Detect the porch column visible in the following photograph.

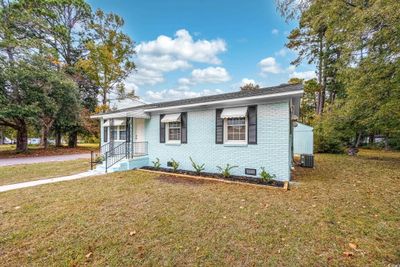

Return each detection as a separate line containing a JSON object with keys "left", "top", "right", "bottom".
{"left": 100, "top": 118, "right": 104, "bottom": 147}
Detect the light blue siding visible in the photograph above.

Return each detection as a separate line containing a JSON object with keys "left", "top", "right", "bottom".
{"left": 293, "top": 123, "right": 313, "bottom": 155}
{"left": 145, "top": 101, "right": 291, "bottom": 181}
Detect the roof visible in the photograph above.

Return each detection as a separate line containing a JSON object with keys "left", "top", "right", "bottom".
{"left": 91, "top": 83, "right": 303, "bottom": 118}
{"left": 144, "top": 83, "right": 302, "bottom": 110}
{"left": 294, "top": 123, "right": 314, "bottom": 131}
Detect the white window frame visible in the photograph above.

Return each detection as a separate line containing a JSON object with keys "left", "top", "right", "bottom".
{"left": 109, "top": 125, "right": 127, "bottom": 142}
{"left": 166, "top": 121, "right": 181, "bottom": 144}
{"left": 224, "top": 117, "right": 247, "bottom": 144}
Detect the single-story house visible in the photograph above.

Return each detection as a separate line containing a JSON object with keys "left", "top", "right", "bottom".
{"left": 91, "top": 83, "right": 303, "bottom": 181}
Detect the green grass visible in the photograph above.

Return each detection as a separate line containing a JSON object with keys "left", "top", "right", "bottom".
{"left": 0, "top": 143, "right": 99, "bottom": 152}
{"left": 0, "top": 159, "right": 90, "bottom": 186}
{"left": 0, "top": 150, "right": 399, "bottom": 266}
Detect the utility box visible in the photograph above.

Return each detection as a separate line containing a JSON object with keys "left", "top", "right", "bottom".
{"left": 300, "top": 154, "right": 314, "bottom": 168}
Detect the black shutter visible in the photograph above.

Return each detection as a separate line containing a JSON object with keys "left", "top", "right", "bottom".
{"left": 160, "top": 114, "right": 165, "bottom": 143}
{"left": 248, "top": 106, "right": 257, "bottom": 144}
{"left": 216, "top": 109, "right": 224, "bottom": 144}
{"left": 181, "top": 112, "right": 187, "bottom": 144}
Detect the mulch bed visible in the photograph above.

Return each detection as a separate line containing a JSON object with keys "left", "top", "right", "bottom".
{"left": 141, "top": 166, "right": 285, "bottom": 188}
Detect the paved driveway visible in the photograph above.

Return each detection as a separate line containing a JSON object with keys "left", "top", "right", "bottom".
{"left": 0, "top": 153, "right": 91, "bottom": 167}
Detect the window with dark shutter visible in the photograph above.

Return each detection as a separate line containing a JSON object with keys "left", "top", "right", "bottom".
{"left": 216, "top": 109, "right": 224, "bottom": 144}
{"left": 248, "top": 105, "right": 257, "bottom": 144}
{"left": 181, "top": 112, "right": 187, "bottom": 143}
{"left": 160, "top": 114, "right": 165, "bottom": 143}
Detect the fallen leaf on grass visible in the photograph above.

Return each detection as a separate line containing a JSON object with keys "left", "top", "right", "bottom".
{"left": 349, "top": 243, "right": 357, "bottom": 250}
{"left": 85, "top": 252, "right": 92, "bottom": 259}
{"left": 343, "top": 251, "right": 354, "bottom": 257}
{"left": 129, "top": 231, "right": 136, "bottom": 236}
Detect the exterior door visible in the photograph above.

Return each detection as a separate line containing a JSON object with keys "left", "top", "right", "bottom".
{"left": 134, "top": 118, "right": 146, "bottom": 155}
{"left": 135, "top": 119, "right": 145, "bottom": 141}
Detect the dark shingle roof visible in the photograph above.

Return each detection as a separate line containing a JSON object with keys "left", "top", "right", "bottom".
{"left": 144, "top": 83, "right": 302, "bottom": 109}
{"left": 100, "top": 83, "right": 302, "bottom": 115}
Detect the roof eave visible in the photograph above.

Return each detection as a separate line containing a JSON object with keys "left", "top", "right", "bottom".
{"left": 144, "top": 90, "right": 303, "bottom": 112}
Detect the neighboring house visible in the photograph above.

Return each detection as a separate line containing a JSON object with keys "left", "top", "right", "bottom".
{"left": 91, "top": 84, "right": 303, "bottom": 181}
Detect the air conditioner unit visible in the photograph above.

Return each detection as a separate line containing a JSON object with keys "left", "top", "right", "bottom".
{"left": 300, "top": 154, "right": 314, "bottom": 168}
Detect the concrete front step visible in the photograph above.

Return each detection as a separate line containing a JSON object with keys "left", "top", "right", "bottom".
{"left": 95, "top": 156, "right": 149, "bottom": 173}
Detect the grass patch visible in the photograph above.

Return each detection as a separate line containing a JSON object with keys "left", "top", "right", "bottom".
{"left": 0, "top": 159, "right": 90, "bottom": 186}
{"left": 0, "top": 150, "right": 399, "bottom": 266}
{"left": 0, "top": 143, "right": 99, "bottom": 158}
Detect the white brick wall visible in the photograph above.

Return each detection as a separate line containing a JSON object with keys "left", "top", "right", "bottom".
{"left": 145, "top": 101, "right": 291, "bottom": 180}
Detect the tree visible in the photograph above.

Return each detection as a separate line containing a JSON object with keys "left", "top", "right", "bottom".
{"left": 0, "top": 0, "right": 42, "bottom": 152}
{"left": 277, "top": 0, "right": 400, "bottom": 152}
{"left": 78, "top": 9, "right": 136, "bottom": 108}
{"left": 240, "top": 83, "right": 260, "bottom": 92}
{"left": 25, "top": 0, "right": 97, "bottom": 148}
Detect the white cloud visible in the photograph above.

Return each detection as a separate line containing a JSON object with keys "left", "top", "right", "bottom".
{"left": 275, "top": 48, "right": 288, "bottom": 57}
{"left": 145, "top": 87, "right": 224, "bottom": 102}
{"left": 287, "top": 65, "right": 296, "bottom": 73}
{"left": 259, "top": 57, "right": 282, "bottom": 74}
{"left": 272, "top": 29, "right": 279, "bottom": 35}
{"left": 128, "top": 68, "right": 164, "bottom": 86}
{"left": 289, "top": 71, "right": 317, "bottom": 80}
{"left": 178, "top": 66, "right": 231, "bottom": 86}
{"left": 191, "top": 67, "right": 231, "bottom": 83}
{"left": 137, "top": 54, "right": 191, "bottom": 72}
{"left": 137, "top": 29, "right": 226, "bottom": 64}
{"left": 126, "top": 29, "right": 228, "bottom": 92}
{"left": 241, "top": 78, "right": 257, "bottom": 85}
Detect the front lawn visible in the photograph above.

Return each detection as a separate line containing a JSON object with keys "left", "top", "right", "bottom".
{"left": 0, "top": 159, "right": 90, "bottom": 186}
{"left": 0, "top": 143, "right": 99, "bottom": 158}
{"left": 0, "top": 149, "right": 399, "bottom": 266}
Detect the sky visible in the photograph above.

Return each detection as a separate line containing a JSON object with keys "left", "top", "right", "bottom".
{"left": 88, "top": 0, "right": 316, "bottom": 103}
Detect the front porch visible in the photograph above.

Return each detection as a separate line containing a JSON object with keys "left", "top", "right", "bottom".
{"left": 92, "top": 109, "right": 151, "bottom": 173}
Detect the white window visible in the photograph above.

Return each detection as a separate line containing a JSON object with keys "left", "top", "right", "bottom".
{"left": 167, "top": 122, "right": 181, "bottom": 143}
{"left": 109, "top": 125, "right": 126, "bottom": 141}
{"left": 225, "top": 117, "right": 247, "bottom": 144}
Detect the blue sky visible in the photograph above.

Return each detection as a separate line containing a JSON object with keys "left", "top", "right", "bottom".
{"left": 88, "top": 0, "right": 316, "bottom": 103}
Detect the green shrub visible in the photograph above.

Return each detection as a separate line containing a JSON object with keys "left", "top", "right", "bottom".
{"left": 94, "top": 155, "right": 104, "bottom": 164}
{"left": 152, "top": 158, "right": 161, "bottom": 169}
{"left": 189, "top": 157, "right": 205, "bottom": 175}
{"left": 259, "top": 167, "right": 276, "bottom": 182}
{"left": 216, "top": 164, "right": 238, "bottom": 178}
{"left": 170, "top": 159, "right": 180, "bottom": 172}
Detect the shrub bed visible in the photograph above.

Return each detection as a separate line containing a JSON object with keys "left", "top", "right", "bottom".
{"left": 141, "top": 166, "right": 285, "bottom": 188}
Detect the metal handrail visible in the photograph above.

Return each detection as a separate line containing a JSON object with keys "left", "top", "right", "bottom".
{"left": 104, "top": 141, "right": 149, "bottom": 172}
{"left": 105, "top": 141, "right": 128, "bottom": 172}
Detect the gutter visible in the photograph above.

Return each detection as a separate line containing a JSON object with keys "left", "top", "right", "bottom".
{"left": 144, "top": 90, "right": 304, "bottom": 112}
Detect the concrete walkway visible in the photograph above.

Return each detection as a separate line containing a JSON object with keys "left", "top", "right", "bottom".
{"left": 0, "top": 171, "right": 102, "bottom": 193}
{"left": 0, "top": 153, "right": 91, "bottom": 167}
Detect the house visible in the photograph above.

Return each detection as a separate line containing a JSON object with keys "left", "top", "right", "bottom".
{"left": 91, "top": 83, "right": 303, "bottom": 181}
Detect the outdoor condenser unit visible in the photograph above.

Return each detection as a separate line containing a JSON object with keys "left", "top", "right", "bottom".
{"left": 300, "top": 154, "right": 314, "bottom": 168}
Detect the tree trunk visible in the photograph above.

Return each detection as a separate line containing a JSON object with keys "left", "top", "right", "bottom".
{"left": 355, "top": 132, "right": 362, "bottom": 148}
{"left": 55, "top": 130, "right": 62, "bottom": 147}
{"left": 316, "top": 33, "right": 324, "bottom": 115}
{"left": 384, "top": 135, "right": 389, "bottom": 151}
{"left": 16, "top": 121, "right": 28, "bottom": 152}
{"left": 368, "top": 134, "right": 374, "bottom": 144}
{"left": 40, "top": 126, "right": 50, "bottom": 149}
{"left": 68, "top": 131, "right": 78, "bottom": 148}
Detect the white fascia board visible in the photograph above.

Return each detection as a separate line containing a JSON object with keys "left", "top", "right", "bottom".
{"left": 144, "top": 90, "right": 304, "bottom": 112}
